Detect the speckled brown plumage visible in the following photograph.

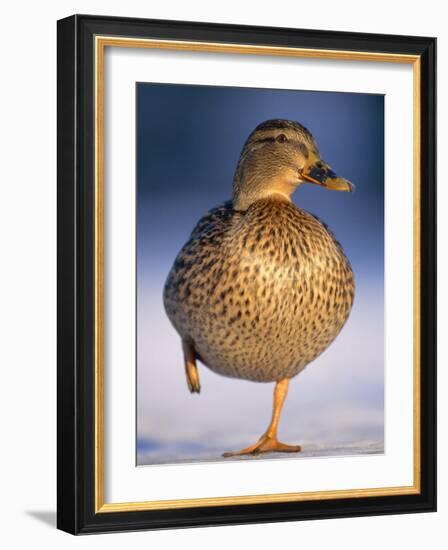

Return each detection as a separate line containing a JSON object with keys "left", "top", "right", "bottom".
{"left": 164, "top": 197, "right": 354, "bottom": 383}
{"left": 162, "top": 118, "right": 355, "bottom": 456}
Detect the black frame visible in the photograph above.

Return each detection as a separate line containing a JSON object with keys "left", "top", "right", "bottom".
{"left": 57, "top": 14, "right": 436, "bottom": 534}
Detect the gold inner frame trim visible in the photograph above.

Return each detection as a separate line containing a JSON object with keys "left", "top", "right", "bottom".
{"left": 94, "top": 35, "right": 421, "bottom": 513}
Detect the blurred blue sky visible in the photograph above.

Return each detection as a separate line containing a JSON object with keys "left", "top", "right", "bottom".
{"left": 136, "top": 83, "right": 384, "bottom": 465}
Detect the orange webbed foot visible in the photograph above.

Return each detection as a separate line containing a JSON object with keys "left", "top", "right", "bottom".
{"left": 223, "top": 435, "right": 301, "bottom": 457}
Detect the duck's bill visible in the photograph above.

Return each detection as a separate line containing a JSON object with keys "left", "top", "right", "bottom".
{"left": 302, "top": 161, "right": 355, "bottom": 192}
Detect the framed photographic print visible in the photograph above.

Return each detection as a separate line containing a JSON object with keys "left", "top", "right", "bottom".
{"left": 57, "top": 15, "right": 436, "bottom": 534}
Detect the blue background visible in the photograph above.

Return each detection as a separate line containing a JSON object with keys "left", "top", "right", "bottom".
{"left": 136, "top": 83, "right": 384, "bottom": 464}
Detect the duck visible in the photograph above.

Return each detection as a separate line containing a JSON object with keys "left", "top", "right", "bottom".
{"left": 163, "top": 119, "right": 355, "bottom": 457}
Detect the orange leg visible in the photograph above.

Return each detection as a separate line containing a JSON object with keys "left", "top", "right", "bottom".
{"left": 223, "top": 378, "right": 301, "bottom": 457}
{"left": 182, "top": 339, "right": 201, "bottom": 394}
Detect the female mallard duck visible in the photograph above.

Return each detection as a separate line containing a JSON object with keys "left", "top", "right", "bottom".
{"left": 164, "top": 119, "right": 355, "bottom": 457}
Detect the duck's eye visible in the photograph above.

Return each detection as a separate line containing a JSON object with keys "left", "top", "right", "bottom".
{"left": 276, "top": 134, "right": 288, "bottom": 143}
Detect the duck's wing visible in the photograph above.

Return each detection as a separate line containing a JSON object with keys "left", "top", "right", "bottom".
{"left": 163, "top": 200, "right": 237, "bottom": 374}
{"left": 189, "top": 200, "right": 235, "bottom": 240}
{"left": 164, "top": 200, "right": 236, "bottom": 309}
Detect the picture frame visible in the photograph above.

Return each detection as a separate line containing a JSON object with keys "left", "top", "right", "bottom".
{"left": 57, "top": 14, "right": 436, "bottom": 534}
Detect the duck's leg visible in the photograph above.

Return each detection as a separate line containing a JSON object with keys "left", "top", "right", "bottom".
{"left": 223, "top": 378, "right": 301, "bottom": 457}
{"left": 182, "top": 339, "right": 201, "bottom": 393}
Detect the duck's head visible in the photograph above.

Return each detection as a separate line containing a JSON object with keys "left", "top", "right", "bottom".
{"left": 232, "top": 119, "right": 354, "bottom": 211}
